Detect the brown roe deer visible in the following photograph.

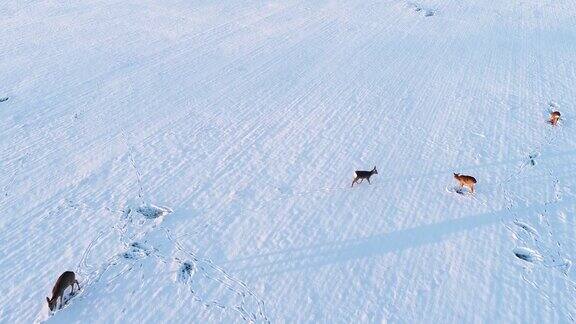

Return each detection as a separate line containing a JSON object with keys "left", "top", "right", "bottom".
{"left": 351, "top": 166, "right": 378, "bottom": 187}
{"left": 46, "top": 271, "right": 80, "bottom": 311}
{"left": 453, "top": 173, "right": 477, "bottom": 193}
{"left": 549, "top": 111, "right": 561, "bottom": 126}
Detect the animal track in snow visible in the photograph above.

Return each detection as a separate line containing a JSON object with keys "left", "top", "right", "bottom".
{"left": 514, "top": 220, "right": 539, "bottom": 237}
{"left": 2, "top": 153, "right": 28, "bottom": 202}
{"left": 528, "top": 152, "right": 539, "bottom": 166}
{"left": 507, "top": 190, "right": 572, "bottom": 275}
{"left": 498, "top": 100, "right": 576, "bottom": 321}
{"left": 70, "top": 136, "right": 267, "bottom": 322}
{"left": 445, "top": 185, "right": 487, "bottom": 206}
{"left": 135, "top": 204, "right": 173, "bottom": 219}
{"left": 0, "top": 96, "right": 8, "bottom": 102}
{"left": 165, "top": 229, "right": 270, "bottom": 323}
{"left": 514, "top": 247, "right": 543, "bottom": 263}
{"left": 548, "top": 101, "right": 559, "bottom": 110}
{"left": 406, "top": 2, "right": 436, "bottom": 17}
{"left": 121, "top": 242, "right": 156, "bottom": 260}
{"left": 175, "top": 261, "right": 196, "bottom": 284}
{"left": 76, "top": 202, "right": 268, "bottom": 323}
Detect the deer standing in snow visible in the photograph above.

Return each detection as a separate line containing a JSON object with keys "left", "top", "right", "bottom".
{"left": 453, "top": 173, "right": 477, "bottom": 193}
{"left": 351, "top": 166, "right": 378, "bottom": 187}
{"left": 549, "top": 111, "right": 561, "bottom": 126}
{"left": 46, "top": 271, "right": 80, "bottom": 311}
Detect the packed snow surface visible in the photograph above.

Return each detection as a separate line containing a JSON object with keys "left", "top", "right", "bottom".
{"left": 1, "top": 0, "right": 576, "bottom": 323}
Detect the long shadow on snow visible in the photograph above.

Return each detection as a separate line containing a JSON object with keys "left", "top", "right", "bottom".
{"left": 226, "top": 200, "right": 573, "bottom": 278}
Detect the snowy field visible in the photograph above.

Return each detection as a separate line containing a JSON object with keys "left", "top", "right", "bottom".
{"left": 1, "top": 0, "right": 576, "bottom": 323}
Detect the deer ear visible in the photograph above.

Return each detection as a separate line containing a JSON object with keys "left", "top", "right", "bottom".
{"left": 46, "top": 297, "right": 50, "bottom": 303}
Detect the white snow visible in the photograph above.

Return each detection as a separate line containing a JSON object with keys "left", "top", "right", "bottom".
{"left": 2, "top": 0, "right": 576, "bottom": 323}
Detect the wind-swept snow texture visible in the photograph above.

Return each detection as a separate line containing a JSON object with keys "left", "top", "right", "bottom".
{"left": 2, "top": 0, "right": 576, "bottom": 323}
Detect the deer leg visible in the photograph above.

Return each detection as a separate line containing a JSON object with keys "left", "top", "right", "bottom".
{"left": 351, "top": 178, "right": 356, "bottom": 187}
{"left": 367, "top": 178, "right": 371, "bottom": 185}
{"left": 456, "top": 184, "right": 463, "bottom": 193}
{"left": 552, "top": 117, "right": 559, "bottom": 126}
{"left": 75, "top": 280, "right": 80, "bottom": 290}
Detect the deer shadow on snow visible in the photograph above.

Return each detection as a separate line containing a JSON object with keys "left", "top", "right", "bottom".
{"left": 225, "top": 200, "right": 572, "bottom": 278}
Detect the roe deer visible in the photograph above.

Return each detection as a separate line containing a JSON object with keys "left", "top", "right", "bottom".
{"left": 453, "top": 173, "right": 477, "bottom": 193}
{"left": 549, "top": 111, "right": 561, "bottom": 126}
{"left": 351, "top": 166, "right": 378, "bottom": 187}
{"left": 46, "top": 271, "right": 80, "bottom": 311}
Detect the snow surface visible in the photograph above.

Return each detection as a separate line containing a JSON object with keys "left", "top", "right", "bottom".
{"left": 1, "top": 0, "right": 576, "bottom": 323}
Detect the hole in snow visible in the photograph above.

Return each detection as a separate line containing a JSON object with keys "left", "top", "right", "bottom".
{"left": 136, "top": 204, "right": 173, "bottom": 219}
{"left": 514, "top": 247, "right": 542, "bottom": 263}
